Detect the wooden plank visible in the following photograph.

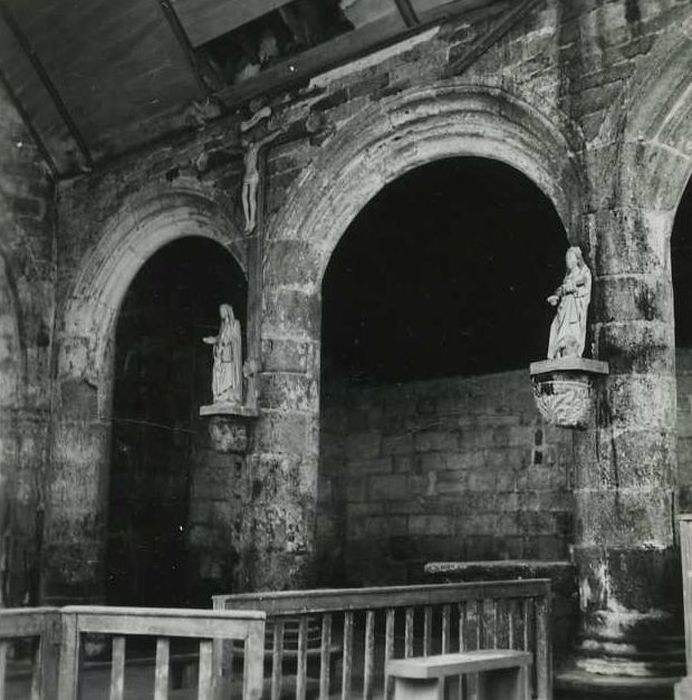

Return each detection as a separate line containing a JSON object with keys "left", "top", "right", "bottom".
{"left": 213, "top": 580, "right": 551, "bottom": 615}
{"left": 61, "top": 607, "right": 264, "bottom": 639}
{"left": 243, "top": 618, "right": 266, "bottom": 700}
{"left": 154, "top": 638, "right": 170, "bottom": 700}
{"left": 271, "top": 619, "right": 285, "bottom": 700}
{"left": 319, "top": 614, "right": 332, "bottom": 700}
{"left": 296, "top": 616, "right": 308, "bottom": 700}
{"left": 57, "top": 612, "right": 81, "bottom": 700}
{"left": 171, "top": 0, "right": 295, "bottom": 47}
{"left": 536, "top": 595, "right": 552, "bottom": 700}
{"left": 0, "top": 640, "right": 7, "bottom": 700}
{"left": 198, "top": 640, "right": 214, "bottom": 699}
{"left": 440, "top": 605, "right": 449, "bottom": 654}
{"left": 457, "top": 602, "right": 465, "bottom": 652}
{"left": 385, "top": 609, "right": 395, "bottom": 700}
{"left": 363, "top": 610, "right": 375, "bottom": 700}
{"left": 341, "top": 612, "right": 354, "bottom": 700}
{"left": 682, "top": 518, "right": 692, "bottom": 673}
{"left": 109, "top": 636, "right": 126, "bottom": 700}
{"left": 0, "top": 609, "right": 61, "bottom": 638}
{"left": 404, "top": 608, "right": 414, "bottom": 658}
{"left": 522, "top": 599, "right": 531, "bottom": 652}
{"left": 30, "top": 637, "right": 42, "bottom": 700}
{"left": 508, "top": 599, "right": 517, "bottom": 649}
{"left": 422, "top": 606, "right": 432, "bottom": 656}
{"left": 388, "top": 650, "right": 532, "bottom": 677}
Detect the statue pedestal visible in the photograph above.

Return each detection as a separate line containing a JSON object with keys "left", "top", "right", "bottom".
{"left": 199, "top": 402, "right": 258, "bottom": 453}
{"left": 529, "top": 357, "right": 609, "bottom": 430}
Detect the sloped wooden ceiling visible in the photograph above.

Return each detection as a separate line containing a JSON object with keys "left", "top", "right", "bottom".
{"left": 0, "top": 0, "right": 504, "bottom": 178}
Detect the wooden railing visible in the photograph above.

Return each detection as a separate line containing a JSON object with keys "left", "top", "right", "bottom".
{"left": 0, "top": 607, "right": 60, "bottom": 700}
{"left": 0, "top": 606, "right": 266, "bottom": 700}
{"left": 213, "top": 579, "right": 552, "bottom": 700}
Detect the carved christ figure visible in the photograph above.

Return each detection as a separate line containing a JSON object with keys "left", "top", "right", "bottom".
{"left": 242, "top": 129, "right": 281, "bottom": 234}
{"left": 203, "top": 304, "right": 243, "bottom": 405}
{"left": 547, "top": 246, "right": 592, "bottom": 359}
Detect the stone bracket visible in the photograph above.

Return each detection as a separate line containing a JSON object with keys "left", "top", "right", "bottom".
{"left": 529, "top": 357, "right": 609, "bottom": 430}
{"left": 199, "top": 402, "right": 259, "bottom": 453}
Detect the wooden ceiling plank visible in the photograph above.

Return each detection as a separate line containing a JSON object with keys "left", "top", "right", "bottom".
{"left": 0, "top": 3, "right": 93, "bottom": 169}
{"left": 171, "top": 0, "right": 296, "bottom": 47}
{"left": 0, "top": 64, "right": 59, "bottom": 177}
{"left": 156, "top": 0, "right": 216, "bottom": 94}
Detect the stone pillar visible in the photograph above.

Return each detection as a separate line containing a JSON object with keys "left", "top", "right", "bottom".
{"left": 564, "top": 206, "right": 684, "bottom": 689}
{"left": 234, "top": 280, "right": 320, "bottom": 592}
{"left": 0, "top": 82, "right": 55, "bottom": 607}
{"left": 43, "top": 339, "right": 112, "bottom": 604}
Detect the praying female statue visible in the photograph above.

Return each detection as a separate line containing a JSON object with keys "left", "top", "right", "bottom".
{"left": 547, "top": 246, "right": 592, "bottom": 359}
{"left": 203, "top": 304, "right": 243, "bottom": 405}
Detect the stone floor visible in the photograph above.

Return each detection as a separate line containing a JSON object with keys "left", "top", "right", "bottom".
{"left": 7, "top": 661, "right": 679, "bottom": 699}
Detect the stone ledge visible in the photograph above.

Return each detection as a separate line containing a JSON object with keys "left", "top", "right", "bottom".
{"left": 199, "top": 402, "right": 259, "bottom": 418}
{"left": 529, "top": 358, "right": 610, "bottom": 376}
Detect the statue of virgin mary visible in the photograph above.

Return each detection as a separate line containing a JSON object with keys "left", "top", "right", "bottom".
{"left": 203, "top": 304, "right": 243, "bottom": 405}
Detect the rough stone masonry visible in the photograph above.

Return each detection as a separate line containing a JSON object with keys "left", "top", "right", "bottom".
{"left": 2, "top": 0, "right": 692, "bottom": 692}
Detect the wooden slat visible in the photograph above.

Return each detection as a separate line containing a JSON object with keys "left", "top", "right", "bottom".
{"left": 243, "top": 618, "right": 267, "bottom": 700}
{"left": 475, "top": 599, "right": 483, "bottom": 650}
{"left": 213, "top": 579, "right": 552, "bottom": 615}
{"left": 422, "top": 606, "right": 432, "bottom": 656}
{"left": 57, "top": 612, "right": 81, "bottom": 700}
{"left": 30, "top": 637, "right": 42, "bottom": 700}
{"left": 171, "top": 0, "right": 294, "bottom": 46}
{"left": 296, "top": 616, "right": 308, "bottom": 700}
{"left": 271, "top": 619, "right": 285, "bottom": 700}
{"left": 682, "top": 518, "right": 692, "bottom": 673}
{"left": 441, "top": 605, "right": 450, "bottom": 654}
{"left": 319, "top": 614, "right": 332, "bottom": 700}
{"left": 0, "top": 640, "right": 8, "bottom": 700}
{"left": 384, "top": 609, "right": 395, "bottom": 700}
{"left": 457, "top": 601, "right": 466, "bottom": 652}
{"left": 522, "top": 598, "right": 531, "bottom": 651}
{"left": 341, "top": 612, "right": 354, "bottom": 700}
{"left": 363, "top": 610, "right": 375, "bottom": 700}
{"left": 536, "top": 595, "right": 552, "bottom": 700}
{"left": 198, "top": 640, "right": 214, "bottom": 699}
{"left": 109, "top": 636, "right": 126, "bottom": 700}
{"left": 154, "top": 637, "right": 170, "bottom": 700}
{"left": 508, "top": 598, "right": 517, "bottom": 649}
{"left": 404, "top": 608, "right": 414, "bottom": 658}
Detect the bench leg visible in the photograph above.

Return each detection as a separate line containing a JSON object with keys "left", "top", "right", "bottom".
{"left": 394, "top": 676, "right": 444, "bottom": 700}
{"left": 477, "top": 666, "right": 527, "bottom": 700}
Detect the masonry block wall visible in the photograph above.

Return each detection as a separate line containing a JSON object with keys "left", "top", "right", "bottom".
{"left": 37, "top": 0, "right": 692, "bottom": 614}
{"left": 318, "top": 369, "right": 574, "bottom": 585}
{"left": 0, "top": 83, "right": 55, "bottom": 606}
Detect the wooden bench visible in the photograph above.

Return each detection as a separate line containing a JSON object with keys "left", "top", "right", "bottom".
{"left": 388, "top": 649, "right": 532, "bottom": 700}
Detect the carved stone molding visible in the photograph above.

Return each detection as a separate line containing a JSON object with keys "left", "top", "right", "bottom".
{"left": 530, "top": 358, "right": 609, "bottom": 430}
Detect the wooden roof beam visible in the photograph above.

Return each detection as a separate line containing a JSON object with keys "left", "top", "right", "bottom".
{"left": 0, "top": 4, "right": 93, "bottom": 171}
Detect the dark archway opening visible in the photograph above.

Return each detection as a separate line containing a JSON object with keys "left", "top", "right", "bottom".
{"left": 318, "top": 156, "right": 573, "bottom": 587}
{"left": 106, "top": 237, "right": 246, "bottom": 606}
{"left": 672, "top": 176, "right": 692, "bottom": 511}
{"left": 322, "top": 157, "right": 567, "bottom": 384}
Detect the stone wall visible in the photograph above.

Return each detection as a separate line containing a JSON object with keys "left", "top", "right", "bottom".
{"left": 318, "top": 369, "right": 574, "bottom": 585}
{"left": 43, "top": 0, "right": 692, "bottom": 609}
{"left": 0, "top": 82, "right": 55, "bottom": 606}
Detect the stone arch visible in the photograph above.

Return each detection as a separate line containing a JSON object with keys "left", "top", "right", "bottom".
{"left": 601, "top": 6, "right": 692, "bottom": 213}
{"left": 60, "top": 186, "right": 246, "bottom": 415}
{"left": 265, "top": 81, "right": 585, "bottom": 295}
